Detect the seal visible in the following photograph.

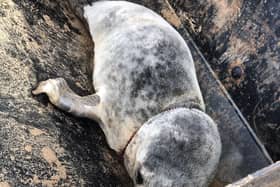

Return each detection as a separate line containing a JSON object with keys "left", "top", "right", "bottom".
{"left": 33, "top": 1, "right": 221, "bottom": 186}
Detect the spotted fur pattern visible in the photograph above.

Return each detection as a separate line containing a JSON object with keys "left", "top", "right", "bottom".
{"left": 124, "top": 108, "right": 221, "bottom": 187}
{"left": 84, "top": 1, "right": 205, "bottom": 152}
{"left": 34, "top": 1, "right": 221, "bottom": 186}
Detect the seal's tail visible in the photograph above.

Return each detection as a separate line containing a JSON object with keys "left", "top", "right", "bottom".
{"left": 66, "top": 0, "right": 99, "bottom": 25}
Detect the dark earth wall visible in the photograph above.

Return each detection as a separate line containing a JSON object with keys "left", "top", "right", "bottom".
{"left": 170, "top": 0, "right": 280, "bottom": 161}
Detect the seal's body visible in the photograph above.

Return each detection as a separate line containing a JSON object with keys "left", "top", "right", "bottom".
{"left": 84, "top": 1, "right": 205, "bottom": 152}
{"left": 33, "top": 1, "right": 221, "bottom": 187}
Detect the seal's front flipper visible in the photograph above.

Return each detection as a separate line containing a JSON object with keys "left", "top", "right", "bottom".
{"left": 32, "top": 78, "right": 100, "bottom": 120}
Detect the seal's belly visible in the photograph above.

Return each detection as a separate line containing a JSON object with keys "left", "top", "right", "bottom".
{"left": 93, "top": 24, "right": 203, "bottom": 151}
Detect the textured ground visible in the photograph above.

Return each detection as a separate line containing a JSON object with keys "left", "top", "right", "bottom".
{"left": 0, "top": 0, "right": 132, "bottom": 186}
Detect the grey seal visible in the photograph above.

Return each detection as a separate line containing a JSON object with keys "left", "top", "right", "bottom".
{"left": 33, "top": 1, "right": 221, "bottom": 186}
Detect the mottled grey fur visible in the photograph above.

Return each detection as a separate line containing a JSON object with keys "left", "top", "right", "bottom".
{"left": 124, "top": 108, "right": 221, "bottom": 187}
{"left": 33, "top": 1, "right": 221, "bottom": 186}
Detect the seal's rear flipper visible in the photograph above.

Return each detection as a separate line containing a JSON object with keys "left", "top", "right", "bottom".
{"left": 32, "top": 78, "right": 100, "bottom": 121}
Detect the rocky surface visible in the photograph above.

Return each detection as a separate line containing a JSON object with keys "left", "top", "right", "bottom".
{"left": 0, "top": 0, "right": 132, "bottom": 186}
{"left": 170, "top": 0, "right": 280, "bottom": 161}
